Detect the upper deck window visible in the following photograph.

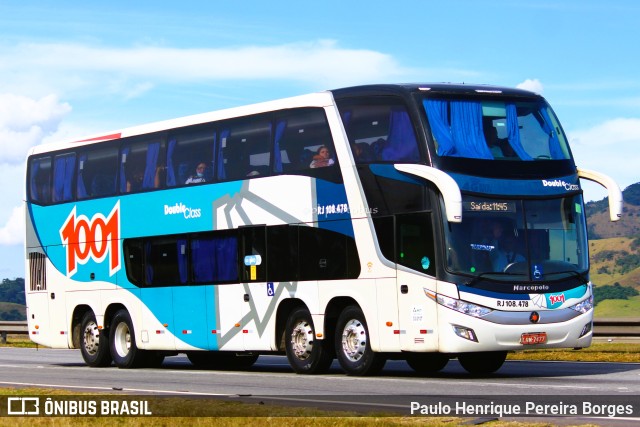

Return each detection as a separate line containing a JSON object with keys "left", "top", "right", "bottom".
{"left": 338, "top": 98, "right": 421, "bottom": 164}
{"left": 423, "top": 98, "right": 570, "bottom": 161}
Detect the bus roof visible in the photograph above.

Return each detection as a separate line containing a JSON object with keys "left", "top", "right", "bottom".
{"left": 28, "top": 83, "right": 540, "bottom": 157}
{"left": 330, "top": 83, "right": 540, "bottom": 99}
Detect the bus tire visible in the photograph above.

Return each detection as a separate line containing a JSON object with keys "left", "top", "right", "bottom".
{"left": 406, "top": 353, "right": 449, "bottom": 375}
{"left": 335, "top": 305, "right": 385, "bottom": 376}
{"left": 109, "top": 309, "right": 144, "bottom": 369}
{"left": 458, "top": 351, "right": 507, "bottom": 375}
{"left": 79, "top": 311, "right": 112, "bottom": 367}
{"left": 285, "top": 307, "right": 333, "bottom": 374}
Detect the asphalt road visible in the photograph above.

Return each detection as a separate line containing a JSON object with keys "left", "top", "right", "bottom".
{"left": 0, "top": 347, "right": 639, "bottom": 425}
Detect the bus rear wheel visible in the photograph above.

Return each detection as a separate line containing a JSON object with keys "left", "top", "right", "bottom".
{"left": 458, "top": 351, "right": 507, "bottom": 375}
{"left": 79, "top": 311, "right": 112, "bottom": 367}
{"left": 285, "top": 307, "right": 333, "bottom": 374}
{"left": 335, "top": 305, "right": 385, "bottom": 376}
{"left": 109, "top": 309, "right": 148, "bottom": 369}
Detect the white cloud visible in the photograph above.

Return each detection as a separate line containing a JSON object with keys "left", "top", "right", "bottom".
{"left": 516, "top": 78, "right": 544, "bottom": 94}
{"left": 0, "top": 40, "right": 420, "bottom": 97}
{"left": 0, "top": 206, "right": 25, "bottom": 245}
{"left": 569, "top": 118, "right": 640, "bottom": 201}
{"left": 0, "top": 94, "right": 71, "bottom": 164}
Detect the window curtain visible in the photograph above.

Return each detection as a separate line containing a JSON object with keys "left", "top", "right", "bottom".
{"left": 191, "top": 236, "right": 238, "bottom": 283}
{"left": 505, "top": 104, "right": 533, "bottom": 160}
{"left": 76, "top": 154, "right": 88, "bottom": 198}
{"left": 30, "top": 161, "right": 41, "bottom": 202}
{"left": 217, "top": 129, "right": 230, "bottom": 180}
{"left": 166, "top": 139, "right": 177, "bottom": 187}
{"left": 143, "top": 142, "right": 160, "bottom": 189}
{"left": 450, "top": 101, "right": 494, "bottom": 159}
{"left": 381, "top": 108, "right": 420, "bottom": 162}
{"left": 119, "top": 146, "right": 131, "bottom": 193}
{"left": 215, "top": 236, "right": 238, "bottom": 281}
{"left": 273, "top": 120, "right": 286, "bottom": 173}
{"left": 53, "top": 154, "right": 75, "bottom": 202}
{"left": 144, "top": 241, "right": 153, "bottom": 286}
{"left": 539, "top": 108, "right": 564, "bottom": 159}
{"left": 177, "top": 239, "right": 188, "bottom": 284}
{"left": 423, "top": 99, "right": 455, "bottom": 156}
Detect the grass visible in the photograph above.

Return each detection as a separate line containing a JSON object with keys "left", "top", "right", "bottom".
{"left": 507, "top": 342, "right": 640, "bottom": 363}
{"left": 594, "top": 295, "right": 640, "bottom": 317}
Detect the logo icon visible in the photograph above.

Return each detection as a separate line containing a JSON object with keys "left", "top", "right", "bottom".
{"left": 529, "top": 311, "right": 540, "bottom": 323}
{"left": 549, "top": 293, "right": 566, "bottom": 305}
{"left": 59, "top": 202, "right": 121, "bottom": 277}
{"left": 7, "top": 397, "right": 40, "bottom": 415}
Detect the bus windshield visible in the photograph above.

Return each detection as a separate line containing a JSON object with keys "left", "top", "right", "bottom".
{"left": 444, "top": 194, "right": 589, "bottom": 282}
{"left": 423, "top": 97, "right": 571, "bottom": 161}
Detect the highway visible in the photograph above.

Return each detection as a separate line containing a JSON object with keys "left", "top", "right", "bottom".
{"left": 0, "top": 347, "right": 639, "bottom": 425}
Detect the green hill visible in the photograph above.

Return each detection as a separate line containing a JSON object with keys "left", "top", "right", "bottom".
{"left": 0, "top": 301, "right": 26, "bottom": 321}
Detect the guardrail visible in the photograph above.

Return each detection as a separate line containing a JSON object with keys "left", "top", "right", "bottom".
{"left": 0, "top": 320, "right": 29, "bottom": 344}
{"left": 2, "top": 319, "right": 640, "bottom": 344}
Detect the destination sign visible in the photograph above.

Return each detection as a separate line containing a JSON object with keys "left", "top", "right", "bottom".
{"left": 463, "top": 201, "right": 516, "bottom": 213}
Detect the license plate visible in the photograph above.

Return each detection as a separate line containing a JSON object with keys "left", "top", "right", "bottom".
{"left": 521, "top": 332, "right": 547, "bottom": 345}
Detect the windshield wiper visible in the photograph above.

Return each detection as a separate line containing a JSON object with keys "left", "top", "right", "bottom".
{"left": 543, "top": 269, "right": 589, "bottom": 284}
{"left": 465, "top": 271, "right": 526, "bottom": 287}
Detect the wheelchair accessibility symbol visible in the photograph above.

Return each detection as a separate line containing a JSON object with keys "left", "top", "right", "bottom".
{"left": 267, "top": 282, "right": 275, "bottom": 297}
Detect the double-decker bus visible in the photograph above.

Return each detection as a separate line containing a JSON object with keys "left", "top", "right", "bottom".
{"left": 24, "top": 84, "right": 622, "bottom": 375}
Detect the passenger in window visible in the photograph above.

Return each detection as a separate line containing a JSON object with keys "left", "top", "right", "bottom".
{"left": 185, "top": 162, "right": 208, "bottom": 184}
{"left": 126, "top": 167, "right": 145, "bottom": 192}
{"left": 310, "top": 145, "right": 335, "bottom": 168}
{"left": 127, "top": 165, "right": 163, "bottom": 192}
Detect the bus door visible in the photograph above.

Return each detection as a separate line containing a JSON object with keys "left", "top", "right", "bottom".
{"left": 25, "top": 251, "right": 58, "bottom": 346}
{"left": 238, "top": 226, "right": 271, "bottom": 350}
{"left": 394, "top": 213, "right": 439, "bottom": 352}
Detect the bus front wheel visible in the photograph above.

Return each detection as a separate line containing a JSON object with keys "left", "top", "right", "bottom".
{"left": 79, "top": 311, "right": 112, "bottom": 367}
{"left": 458, "top": 351, "right": 507, "bottom": 375}
{"left": 285, "top": 307, "right": 333, "bottom": 374}
{"left": 335, "top": 305, "right": 385, "bottom": 376}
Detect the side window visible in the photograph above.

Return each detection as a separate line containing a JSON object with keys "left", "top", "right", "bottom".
{"left": 28, "top": 156, "right": 52, "bottom": 205}
{"left": 144, "top": 237, "right": 188, "bottom": 286}
{"left": 167, "top": 127, "right": 216, "bottom": 187}
{"left": 373, "top": 216, "right": 395, "bottom": 262}
{"left": 52, "top": 153, "right": 76, "bottom": 203}
{"left": 274, "top": 108, "right": 336, "bottom": 173}
{"left": 191, "top": 232, "right": 238, "bottom": 283}
{"left": 120, "top": 139, "right": 164, "bottom": 193}
{"left": 124, "top": 239, "right": 144, "bottom": 286}
{"left": 299, "top": 223, "right": 360, "bottom": 280}
{"left": 218, "top": 117, "right": 271, "bottom": 181}
{"left": 396, "top": 212, "right": 436, "bottom": 275}
{"left": 77, "top": 145, "right": 119, "bottom": 199}
{"left": 338, "top": 98, "right": 420, "bottom": 163}
{"left": 266, "top": 225, "right": 299, "bottom": 281}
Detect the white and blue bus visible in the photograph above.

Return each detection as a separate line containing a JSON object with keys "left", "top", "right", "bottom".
{"left": 24, "top": 84, "right": 622, "bottom": 375}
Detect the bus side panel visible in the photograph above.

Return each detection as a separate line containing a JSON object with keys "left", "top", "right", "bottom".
{"left": 396, "top": 269, "right": 439, "bottom": 352}
{"left": 214, "top": 283, "right": 245, "bottom": 351}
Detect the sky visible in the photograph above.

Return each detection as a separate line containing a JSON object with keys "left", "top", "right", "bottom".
{"left": 0, "top": 0, "right": 639, "bottom": 279}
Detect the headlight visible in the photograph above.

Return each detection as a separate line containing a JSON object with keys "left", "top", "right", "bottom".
{"left": 433, "top": 293, "right": 493, "bottom": 318}
{"left": 569, "top": 295, "right": 593, "bottom": 314}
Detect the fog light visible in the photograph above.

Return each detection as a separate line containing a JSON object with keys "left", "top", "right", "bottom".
{"left": 579, "top": 321, "right": 592, "bottom": 338}
{"left": 452, "top": 324, "right": 478, "bottom": 342}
